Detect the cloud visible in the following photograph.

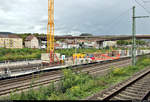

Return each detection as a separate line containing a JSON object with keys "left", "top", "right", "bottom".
{"left": 0, "top": 0, "right": 149, "bottom": 35}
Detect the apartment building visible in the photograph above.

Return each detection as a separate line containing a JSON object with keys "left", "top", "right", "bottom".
{"left": 0, "top": 34, "right": 23, "bottom": 49}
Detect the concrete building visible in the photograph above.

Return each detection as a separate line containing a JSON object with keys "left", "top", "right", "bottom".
{"left": 102, "top": 41, "right": 117, "bottom": 48}
{"left": 25, "top": 35, "right": 39, "bottom": 49}
{"left": 25, "top": 35, "right": 101, "bottom": 49}
{"left": 0, "top": 34, "right": 23, "bottom": 49}
{"left": 56, "top": 42, "right": 79, "bottom": 49}
{"left": 40, "top": 41, "right": 47, "bottom": 49}
{"left": 77, "top": 39, "right": 99, "bottom": 49}
{"left": 97, "top": 41, "right": 117, "bottom": 48}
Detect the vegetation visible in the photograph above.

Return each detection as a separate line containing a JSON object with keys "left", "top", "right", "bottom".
{"left": 80, "top": 33, "right": 93, "bottom": 36}
{"left": 56, "top": 48, "right": 101, "bottom": 57}
{"left": 0, "top": 48, "right": 45, "bottom": 61}
{"left": 4, "top": 56, "right": 150, "bottom": 100}
{"left": 117, "top": 40, "right": 147, "bottom": 45}
{"left": 0, "top": 46, "right": 149, "bottom": 61}
{"left": 0, "top": 48, "right": 102, "bottom": 61}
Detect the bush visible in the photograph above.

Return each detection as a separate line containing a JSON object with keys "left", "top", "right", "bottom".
{"left": 112, "top": 68, "right": 126, "bottom": 76}
{"left": 5, "top": 56, "right": 150, "bottom": 100}
{"left": 0, "top": 48, "right": 101, "bottom": 61}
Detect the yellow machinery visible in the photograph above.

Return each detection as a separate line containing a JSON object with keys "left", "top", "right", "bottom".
{"left": 73, "top": 54, "right": 86, "bottom": 59}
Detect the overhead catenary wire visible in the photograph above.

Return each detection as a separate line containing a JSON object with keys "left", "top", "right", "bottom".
{"left": 104, "top": 8, "right": 132, "bottom": 27}
{"left": 135, "top": 0, "right": 150, "bottom": 15}
{"left": 107, "top": 17, "right": 132, "bottom": 35}
{"left": 101, "top": 0, "right": 150, "bottom": 35}
{"left": 142, "top": 0, "right": 150, "bottom": 3}
{"left": 99, "top": 1, "right": 149, "bottom": 35}
{"left": 102, "top": 8, "right": 132, "bottom": 34}
{"left": 140, "top": 0, "right": 146, "bottom": 3}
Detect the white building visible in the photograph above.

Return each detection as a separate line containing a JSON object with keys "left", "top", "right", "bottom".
{"left": 102, "top": 41, "right": 117, "bottom": 48}
{"left": 61, "top": 43, "right": 79, "bottom": 49}
{"left": 25, "top": 35, "right": 39, "bottom": 49}
{"left": 40, "top": 41, "right": 47, "bottom": 49}
{"left": 84, "top": 42, "right": 96, "bottom": 48}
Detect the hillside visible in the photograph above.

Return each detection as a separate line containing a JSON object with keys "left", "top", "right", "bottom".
{"left": 0, "top": 32, "right": 13, "bottom": 34}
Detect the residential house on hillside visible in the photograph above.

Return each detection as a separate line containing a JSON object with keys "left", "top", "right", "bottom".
{"left": 0, "top": 34, "right": 23, "bottom": 49}
{"left": 25, "top": 35, "right": 102, "bottom": 49}
{"left": 25, "top": 35, "right": 39, "bottom": 49}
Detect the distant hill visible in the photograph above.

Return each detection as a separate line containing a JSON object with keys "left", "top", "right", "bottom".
{"left": 0, "top": 32, "right": 13, "bottom": 34}
{"left": 80, "top": 33, "right": 93, "bottom": 36}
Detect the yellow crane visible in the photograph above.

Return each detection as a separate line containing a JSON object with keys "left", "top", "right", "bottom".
{"left": 47, "top": 0, "right": 55, "bottom": 64}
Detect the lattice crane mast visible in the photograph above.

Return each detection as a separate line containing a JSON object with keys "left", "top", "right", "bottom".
{"left": 47, "top": 0, "right": 55, "bottom": 63}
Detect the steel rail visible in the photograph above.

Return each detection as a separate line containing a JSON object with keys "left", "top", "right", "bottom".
{"left": 0, "top": 58, "right": 132, "bottom": 97}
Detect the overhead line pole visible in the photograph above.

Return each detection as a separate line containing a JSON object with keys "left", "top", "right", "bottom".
{"left": 132, "top": 6, "right": 149, "bottom": 66}
{"left": 132, "top": 6, "right": 136, "bottom": 66}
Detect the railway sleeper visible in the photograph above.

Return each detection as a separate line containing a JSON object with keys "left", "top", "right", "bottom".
{"left": 110, "top": 95, "right": 133, "bottom": 100}
{"left": 121, "top": 91, "right": 146, "bottom": 98}
{"left": 148, "top": 96, "right": 150, "bottom": 101}
{"left": 112, "top": 94, "right": 133, "bottom": 100}
{"left": 134, "top": 77, "right": 150, "bottom": 82}
{"left": 117, "top": 93, "right": 142, "bottom": 100}
{"left": 131, "top": 83, "right": 150, "bottom": 87}
{"left": 127, "top": 87, "right": 149, "bottom": 92}
{"left": 124, "top": 88, "right": 148, "bottom": 95}
{"left": 133, "top": 81, "right": 150, "bottom": 85}
{"left": 130, "top": 83, "right": 150, "bottom": 88}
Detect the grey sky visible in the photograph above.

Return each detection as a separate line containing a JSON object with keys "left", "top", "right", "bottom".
{"left": 0, "top": 0, "right": 150, "bottom": 35}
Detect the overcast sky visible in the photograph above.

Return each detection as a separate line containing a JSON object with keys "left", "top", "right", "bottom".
{"left": 0, "top": 0, "right": 150, "bottom": 35}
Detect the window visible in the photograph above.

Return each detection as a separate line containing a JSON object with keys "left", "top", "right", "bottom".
{"left": 9, "top": 39, "right": 13, "bottom": 47}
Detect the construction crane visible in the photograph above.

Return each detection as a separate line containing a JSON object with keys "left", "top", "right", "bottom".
{"left": 47, "top": 0, "right": 55, "bottom": 64}
{"left": 41, "top": 0, "right": 59, "bottom": 65}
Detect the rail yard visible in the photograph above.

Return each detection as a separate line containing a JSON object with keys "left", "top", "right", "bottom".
{"left": 0, "top": 0, "right": 150, "bottom": 101}
{"left": 0, "top": 56, "right": 135, "bottom": 97}
{"left": 0, "top": 54, "right": 149, "bottom": 98}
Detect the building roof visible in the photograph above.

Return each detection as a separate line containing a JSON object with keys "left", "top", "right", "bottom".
{"left": 0, "top": 34, "right": 21, "bottom": 38}
{"left": 25, "top": 35, "right": 36, "bottom": 41}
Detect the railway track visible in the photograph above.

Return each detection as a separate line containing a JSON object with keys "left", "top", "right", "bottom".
{"left": 0, "top": 58, "right": 132, "bottom": 97}
{"left": 87, "top": 66, "right": 150, "bottom": 101}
